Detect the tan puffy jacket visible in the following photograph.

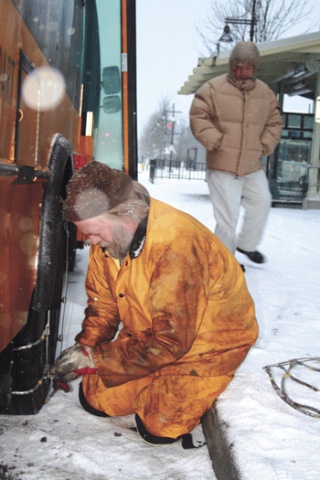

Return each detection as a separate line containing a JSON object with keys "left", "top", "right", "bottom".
{"left": 189, "top": 73, "right": 282, "bottom": 176}
{"left": 76, "top": 198, "right": 258, "bottom": 388}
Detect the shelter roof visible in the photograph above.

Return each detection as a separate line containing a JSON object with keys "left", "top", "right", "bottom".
{"left": 178, "top": 31, "right": 320, "bottom": 99}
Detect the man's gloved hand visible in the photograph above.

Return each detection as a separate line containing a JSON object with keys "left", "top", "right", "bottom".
{"left": 50, "top": 344, "right": 97, "bottom": 392}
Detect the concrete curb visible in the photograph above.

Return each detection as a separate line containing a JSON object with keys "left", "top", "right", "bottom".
{"left": 202, "top": 402, "right": 242, "bottom": 480}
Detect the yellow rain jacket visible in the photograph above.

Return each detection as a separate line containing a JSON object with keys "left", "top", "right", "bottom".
{"left": 77, "top": 198, "right": 258, "bottom": 437}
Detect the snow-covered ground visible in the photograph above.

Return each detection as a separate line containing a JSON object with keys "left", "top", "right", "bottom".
{"left": 1, "top": 170, "right": 320, "bottom": 480}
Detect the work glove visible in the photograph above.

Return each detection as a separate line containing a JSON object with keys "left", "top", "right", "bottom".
{"left": 50, "top": 344, "right": 97, "bottom": 392}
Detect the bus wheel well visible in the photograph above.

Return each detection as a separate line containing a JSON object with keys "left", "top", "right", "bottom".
{"left": 0, "top": 134, "right": 77, "bottom": 415}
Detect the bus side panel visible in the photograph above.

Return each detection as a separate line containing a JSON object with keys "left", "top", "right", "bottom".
{"left": 1, "top": 0, "right": 81, "bottom": 170}
{"left": 0, "top": 1, "right": 20, "bottom": 163}
{"left": 0, "top": 179, "right": 43, "bottom": 352}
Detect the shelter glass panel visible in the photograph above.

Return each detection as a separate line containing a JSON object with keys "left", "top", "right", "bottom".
{"left": 267, "top": 112, "right": 313, "bottom": 205}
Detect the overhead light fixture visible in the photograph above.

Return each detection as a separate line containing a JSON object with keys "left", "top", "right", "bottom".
{"left": 219, "top": 24, "right": 233, "bottom": 43}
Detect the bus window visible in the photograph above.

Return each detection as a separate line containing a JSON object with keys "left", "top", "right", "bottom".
{"left": 93, "top": 0, "right": 123, "bottom": 169}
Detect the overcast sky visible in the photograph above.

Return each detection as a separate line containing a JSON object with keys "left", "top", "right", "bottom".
{"left": 136, "top": 0, "right": 212, "bottom": 136}
{"left": 136, "top": 0, "right": 320, "bottom": 138}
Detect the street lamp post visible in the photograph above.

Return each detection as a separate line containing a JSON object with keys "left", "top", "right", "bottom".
{"left": 249, "top": 0, "right": 257, "bottom": 42}
{"left": 217, "top": 24, "right": 234, "bottom": 55}
{"left": 222, "top": 0, "right": 257, "bottom": 43}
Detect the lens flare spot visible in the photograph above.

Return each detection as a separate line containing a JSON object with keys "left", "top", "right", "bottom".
{"left": 22, "top": 66, "right": 65, "bottom": 111}
{"left": 19, "top": 217, "right": 33, "bottom": 232}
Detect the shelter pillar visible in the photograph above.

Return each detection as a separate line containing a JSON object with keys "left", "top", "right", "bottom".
{"left": 303, "top": 65, "right": 320, "bottom": 209}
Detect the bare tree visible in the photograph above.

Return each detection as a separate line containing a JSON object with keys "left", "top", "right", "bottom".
{"left": 138, "top": 97, "right": 193, "bottom": 163}
{"left": 197, "top": 0, "right": 313, "bottom": 56}
{"left": 174, "top": 118, "right": 190, "bottom": 162}
{"left": 139, "top": 96, "right": 172, "bottom": 161}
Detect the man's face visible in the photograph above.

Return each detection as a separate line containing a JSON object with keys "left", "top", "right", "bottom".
{"left": 234, "top": 64, "right": 255, "bottom": 81}
{"left": 74, "top": 214, "right": 136, "bottom": 260}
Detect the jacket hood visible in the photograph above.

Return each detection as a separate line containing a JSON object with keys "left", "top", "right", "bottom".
{"left": 229, "top": 41, "right": 260, "bottom": 72}
{"left": 228, "top": 41, "right": 260, "bottom": 90}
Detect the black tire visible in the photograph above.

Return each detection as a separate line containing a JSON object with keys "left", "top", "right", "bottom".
{"left": 0, "top": 135, "right": 75, "bottom": 415}
{"left": 67, "top": 222, "right": 78, "bottom": 272}
{"left": 0, "top": 228, "right": 66, "bottom": 415}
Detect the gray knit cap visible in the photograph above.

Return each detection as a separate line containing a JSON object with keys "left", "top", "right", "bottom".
{"left": 63, "top": 161, "right": 134, "bottom": 222}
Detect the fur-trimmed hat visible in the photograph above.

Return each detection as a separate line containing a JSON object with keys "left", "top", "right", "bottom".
{"left": 63, "top": 161, "right": 134, "bottom": 222}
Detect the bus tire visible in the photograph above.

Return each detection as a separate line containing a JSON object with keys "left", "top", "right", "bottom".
{"left": 0, "top": 135, "right": 75, "bottom": 415}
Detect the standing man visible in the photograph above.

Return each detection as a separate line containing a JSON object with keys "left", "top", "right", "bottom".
{"left": 51, "top": 161, "right": 258, "bottom": 446}
{"left": 190, "top": 41, "right": 282, "bottom": 264}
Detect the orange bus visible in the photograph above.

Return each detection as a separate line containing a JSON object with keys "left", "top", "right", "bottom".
{"left": 0, "top": 0, "right": 137, "bottom": 414}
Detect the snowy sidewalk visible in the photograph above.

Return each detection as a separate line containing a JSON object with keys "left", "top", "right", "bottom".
{"left": 1, "top": 172, "right": 320, "bottom": 480}
{"left": 140, "top": 173, "right": 320, "bottom": 479}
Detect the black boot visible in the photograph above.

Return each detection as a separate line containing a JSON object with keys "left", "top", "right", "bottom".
{"left": 135, "top": 414, "right": 178, "bottom": 445}
{"left": 236, "top": 248, "right": 265, "bottom": 264}
{"left": 79, "top": 382, "right": 110, "bottom": 417}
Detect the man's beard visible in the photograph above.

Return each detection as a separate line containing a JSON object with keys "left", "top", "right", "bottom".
{"left": 99, "top": 221, "right": 134, "bottom": 260}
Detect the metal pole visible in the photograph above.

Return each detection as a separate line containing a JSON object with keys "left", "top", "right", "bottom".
{"left": 170, "top": 103, "right": 175, "bottom": 162}
{"left": 250, "top": 0, "right": 256, "bottom": 42}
